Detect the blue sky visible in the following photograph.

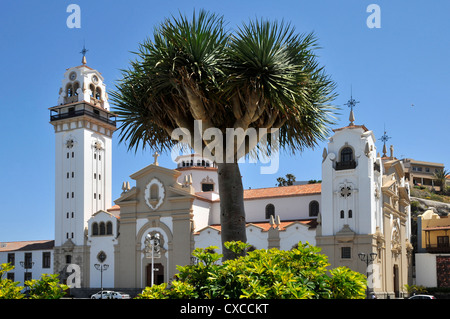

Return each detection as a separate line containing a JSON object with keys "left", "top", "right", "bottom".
{"left": 0, "top": 1, "right": 448, "bottom": 242}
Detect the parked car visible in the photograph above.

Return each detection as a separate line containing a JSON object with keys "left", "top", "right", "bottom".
{"left": 408, "top": 294, "right": 436, "bottom": 299}
{"left": 91, "top": 290, "right": 131, "bottom": 299}
{"left": 91, "top": 290, "right": 114, "bottom": 299}
{"left": 109, "top": 291, "right": 131, "bottom": 299}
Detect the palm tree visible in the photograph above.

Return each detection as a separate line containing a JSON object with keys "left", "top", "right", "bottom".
{"left": 110, "top": 10, "right": 337, "bottom": 260}
{"left": 434, "top": 168, "right": 449, "bottom": 193}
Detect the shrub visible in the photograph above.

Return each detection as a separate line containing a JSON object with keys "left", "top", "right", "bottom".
{"left": 0, "top": 263, "right": 24, "bottom": 299}
{"left": 25, "top": 274, "right": 69, "bottom": 299}
{"left": 137, "top": 242, "right": 366, "bottom": 299}
{"left": 0, "top": 263, "right": 68, "bottom": 299}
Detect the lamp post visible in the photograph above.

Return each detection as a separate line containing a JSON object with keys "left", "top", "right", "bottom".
{"left": 94, "top": 251, "right": 109, "bottom": 299}
{"left": 145, "top": 233, "right": 161, "bottom": 287}
{"left": 358, "top": 252, "right": 377, "bottom": 299}
{"left": 19, "top": 260, "right": 34, "bottom": 285}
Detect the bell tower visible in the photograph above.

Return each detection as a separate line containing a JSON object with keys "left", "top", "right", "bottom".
{"left": 50, "top": 50, "right": 116, "bottom": 285}
{"left": 317, "top": 96, "right": 383, "bottom": 272}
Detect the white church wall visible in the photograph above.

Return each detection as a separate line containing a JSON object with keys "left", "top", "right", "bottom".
{"left": 414, "top": 253, "right": 439, "bottom": 287}
{"left": 243, "top": 195, "right": 321, "bottom": 223}
{"left": 192, "top": 199, "right": 212, "bottom": 232}
{"left": 194, "top": 227, "right": 223, "bottom": 256}
{"left": 87, "top": 212, "right": 118, "bottom": 288}
{"left": 279, "top": 224, "right": 316, "bottom": 250}
{"left": 0, "top": 249, "right": 54, "bottom": 286}
{"left": 246, "top": 225, "right": 269, "bottom": 250}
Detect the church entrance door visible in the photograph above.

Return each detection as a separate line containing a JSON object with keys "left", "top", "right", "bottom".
{"left": 393, "top": 265, "right": 399, "bottom": 298}
{"left": 146, "top": 263, "right": 164, "bottom": 287}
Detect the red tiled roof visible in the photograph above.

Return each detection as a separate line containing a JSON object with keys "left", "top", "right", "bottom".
{"left": 197, "top": 219, "right": 317, "bottom": 234}
{"left": 243, "top": 183, "right": 321, "bottom": 200}
{"left": 332, "top": 124, "right": 368, "bottom": 133}
{"left": 107, "top": 205, "right": 120, "bottom": 211}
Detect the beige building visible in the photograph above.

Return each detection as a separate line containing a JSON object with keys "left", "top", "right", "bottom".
{"left": 415, "top": 210, "right": 450, "bottom": 288}
{"left": 402, "top": 158, "right": 445, "bottom": 190}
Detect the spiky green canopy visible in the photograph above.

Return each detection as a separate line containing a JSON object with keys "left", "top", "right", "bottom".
{"left": 110, "top": 10, "right": 338, "bottom": 159}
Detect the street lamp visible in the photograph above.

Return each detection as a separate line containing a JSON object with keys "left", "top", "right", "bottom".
{"left": 94, "top": 251, "right": 109, "bottom": 299}
{"left": 19, "top": 260, "right": 34, "bottom": 284}
{"left": 145, "top": 233, "right": 161, "bottom": 287}
{"left": 358, "top": 252, "right": 377, "bottom": 299}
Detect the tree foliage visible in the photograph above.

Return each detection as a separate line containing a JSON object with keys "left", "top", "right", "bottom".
{"left": 25, "top": 274, "right": 68, "bottom": 299}
{"left": 137, "top": 242, "right": 366, "bottom": 299}
{"left": 110, "top": 10, "right": 338, "bottom": 158}
{"left": 0, "top": 263, "right": 23, "bottom": 299}
{"left": 0, "top": 263, "right": 68, "bottom": 299}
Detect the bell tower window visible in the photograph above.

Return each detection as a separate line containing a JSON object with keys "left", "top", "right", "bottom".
{"left": 95, "top": 87, "right": 101, "bottom": 100}
{"left": 341, "top": 147, "right": 353, "bottom": 162}
{"left": 90, "top": 84, "right": 95, "bottom": 97}
{"left": 66, "top": 83, "right": 73, "bottom": 97}
{"left": 336, "top": 146, "right": 356, "bottom": 170}
{"left": 73, "top": 82, "right": 79, "bottom": 96}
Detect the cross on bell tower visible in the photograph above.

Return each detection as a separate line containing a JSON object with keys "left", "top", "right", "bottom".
{"left": 344, "top": 87, "right": 360, "bottom": 126}
{"left": 379, "top": 125, "right": 391, "bottom": 157}
{"left": 80, "top": 44, "right": 88, "bottom": 65}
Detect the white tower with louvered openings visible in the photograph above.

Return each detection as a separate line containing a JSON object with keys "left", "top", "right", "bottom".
{"left": 49, "top": 50, "right": 116, "bottom": 287}
{"left": 317, "top": 97, "right": 383, "bottom": 272}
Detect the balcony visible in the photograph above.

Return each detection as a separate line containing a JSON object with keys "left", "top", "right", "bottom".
{"left": 50, "top": 104, "right": 116, "bottom": 127}
{"left": 426, "top": 244, "right": 450, "bottom": 254}
{"left": 335, "top": 160, "right": 356, "bottom": 171}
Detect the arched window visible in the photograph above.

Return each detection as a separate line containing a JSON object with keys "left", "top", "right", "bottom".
{"left": 66, "top": 83, "right": 73, "bottom": 97}
{"left": 90, "top": 84, "right": 95, "bottom": 97}
{"left": 340, "top": 210, "right": 345, "bottom": 219}
{"left": 265, "top": 204, "right": 275, "bottom": 219}
{"left": 309, "top": 201, "right": 319, "bottom": 217}
{"left": 348, "top": 210, "right": 353, "bottom": 218}
{"left": 341, "top": 147, "right": 353, "bottom": 162}
{"left": 73, "top": 82, "right": 80, "bottom": 96}
{"left": 95, "top": 87, "right": 101, "bottom": 100}
{"left": 106, "top": 221, "right": 113, "bottom": 235}
{"left": 99, "top": 222, "right": 106, "bottom": 235}
{"left": 92, "top": 222, "right": 99, "bottom": 236}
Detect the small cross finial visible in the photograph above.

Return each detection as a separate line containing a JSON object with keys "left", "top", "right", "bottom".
{"left": 379, "top": 125, "right": 391, "bottom": 157}
{"left": 152, "top": 152, "right": 160, "bottom": 165}
{"left": 344, "top": 87, "right": 359, "bottom": 125}
{"left": 344, "top": 87, "right": 360, "bottom": 112}
{"left": 80, "top": 44, "right": 88, "bottom": 65}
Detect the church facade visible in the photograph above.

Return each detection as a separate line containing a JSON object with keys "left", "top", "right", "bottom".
{"left": 47, "top": 59, "right": 412, "bottom": 298}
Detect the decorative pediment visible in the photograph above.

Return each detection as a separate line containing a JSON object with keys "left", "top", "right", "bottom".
{"left": 336, "top": 224, "right": 356, "bottom": 243}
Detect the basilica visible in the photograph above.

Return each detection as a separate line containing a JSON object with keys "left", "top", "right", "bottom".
{"left": 10, "top": 57, "right": 415, "bottom": 298}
